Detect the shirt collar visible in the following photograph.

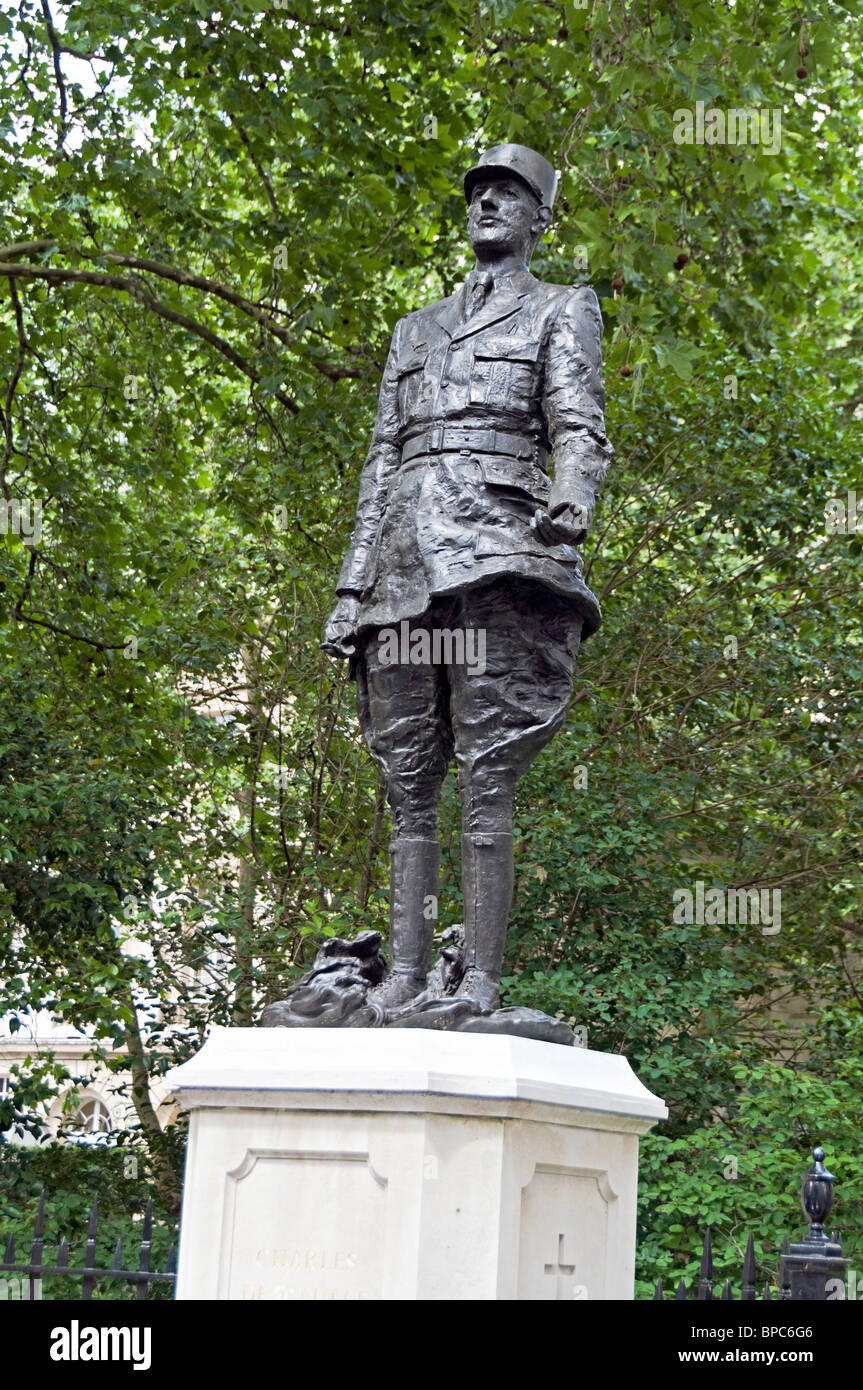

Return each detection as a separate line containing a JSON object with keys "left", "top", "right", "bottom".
{"left": 466, "top": 265, "right": 530, "bottom": 296}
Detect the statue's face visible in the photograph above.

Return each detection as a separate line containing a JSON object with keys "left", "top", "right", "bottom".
{"left": 467, "top": 175, "right": 547, "bottom": 260}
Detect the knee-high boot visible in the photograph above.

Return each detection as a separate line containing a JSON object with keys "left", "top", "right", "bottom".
{"left": 454, "top": 832, "right": 514, "bottom": 1012}
{"left": 370, "top": 836, "right": 439, "bottom": 1009}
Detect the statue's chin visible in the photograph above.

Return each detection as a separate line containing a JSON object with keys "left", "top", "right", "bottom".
{"left": 469, "top": 230, "right": 517, "bottom": 258}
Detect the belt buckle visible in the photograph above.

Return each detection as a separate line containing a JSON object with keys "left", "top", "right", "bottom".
{"left": 425, "top": 425, "right": 441, "bottom": 467}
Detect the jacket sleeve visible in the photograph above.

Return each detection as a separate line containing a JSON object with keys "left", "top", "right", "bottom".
{"left": 542, "top": 286, "right": 613, "bottom": 538}
{"left": 336, "top": 317, "right": 404, "bottom": 595}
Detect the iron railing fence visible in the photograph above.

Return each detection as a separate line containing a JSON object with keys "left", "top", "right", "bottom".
{"left": 0, "top": 1191, "right": 176, "bottom": 1300}
{"left": 652, "top": 1146, "right": 847, "bottom": 1301}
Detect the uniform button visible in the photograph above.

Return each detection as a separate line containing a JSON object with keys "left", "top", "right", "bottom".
{"left": 448, "top": 342, "right": 460, "bottom": 352}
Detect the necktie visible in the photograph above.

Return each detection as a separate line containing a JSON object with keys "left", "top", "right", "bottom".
{"left": 465, "top": 269, "right": 493, "bottom": 320}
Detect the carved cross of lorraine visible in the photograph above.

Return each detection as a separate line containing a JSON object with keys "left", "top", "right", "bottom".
{"left": 544, "top": 1232, "right": 576, "bottom": 1298}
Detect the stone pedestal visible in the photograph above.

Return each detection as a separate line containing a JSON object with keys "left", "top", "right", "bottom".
{"left": 165, "top": 1027, "right": 666, "bottom": 1301}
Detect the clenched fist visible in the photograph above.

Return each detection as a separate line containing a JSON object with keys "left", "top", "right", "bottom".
{"left": 530, "top": 502, "right": 591, "bottom": 547}
{"left": 322, "top": 593, "right": 361, "bottom": 660}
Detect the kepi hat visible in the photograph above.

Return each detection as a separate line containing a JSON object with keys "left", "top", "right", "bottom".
{"left": 463, "top": 143, "right": 557, "bottom": 208}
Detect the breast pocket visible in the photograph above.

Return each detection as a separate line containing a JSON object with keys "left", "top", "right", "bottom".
{"left": 396, "top": 351, "right": 430, "bottom": 420}
{"left": 469, "top": 338, "right": 541, "bottom": 413}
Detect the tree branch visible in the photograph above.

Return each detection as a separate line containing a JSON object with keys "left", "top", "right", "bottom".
{"left": 39, "top": 0, "right": 68, "bottom": 146}
{"left": 0, "top": 260, "right": 300, "bottom": 411}
{"left": 226, "top": 111, "right": 282, "bottom": 221}
{"left": 1, "top": 278, "right": 27, "bottom": 492}
{"left": 0, "top": 243, "right": 365, "bottom": 381}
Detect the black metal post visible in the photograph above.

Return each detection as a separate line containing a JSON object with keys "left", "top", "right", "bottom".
{"left": 778, "top": 1146, "right": 847, "bottom": 1300}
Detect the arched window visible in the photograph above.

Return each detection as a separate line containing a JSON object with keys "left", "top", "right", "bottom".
{"left": 70, "top": 1095, "right": 112, "bottom": 1135}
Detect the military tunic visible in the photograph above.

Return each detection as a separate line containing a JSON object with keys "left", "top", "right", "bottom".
{"left": 338, "top": 267, "right": 613, "bottom": 640}
{"left": 336, "top": 267, "right": 613, "bottom": 836}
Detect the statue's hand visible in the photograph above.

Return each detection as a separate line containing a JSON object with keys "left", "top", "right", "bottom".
{"left": 322, "top": 594, "right": 361, "bottom": 660}
{"left": 531, "top": 503, "right": 590, "bottom": 547}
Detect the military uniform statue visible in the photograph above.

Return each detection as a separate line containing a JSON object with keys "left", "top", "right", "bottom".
{"left": 323, "top": 145, "right": 613, "bottom": 1015}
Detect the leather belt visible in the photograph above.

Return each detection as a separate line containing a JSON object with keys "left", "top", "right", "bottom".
{"left": 401, "top": 425, "right": 541, "bottom": 465}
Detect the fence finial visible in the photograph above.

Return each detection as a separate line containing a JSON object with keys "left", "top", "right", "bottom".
{"left": 742, "top": 1231, "right": 756, "bottom": 1301}
{"left": 779, "top": 1145, "right": 846, "bottom": 1299}
{"left": 698, "top": 1227, "right": 714, "bottom": 1300}
{"left": 802, "top": 1144, "right": 835, "bottom": 1244}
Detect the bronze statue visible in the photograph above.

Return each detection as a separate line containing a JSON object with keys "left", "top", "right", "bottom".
{"left": 264, "top": 145, "right": 612, "bottom": 1042}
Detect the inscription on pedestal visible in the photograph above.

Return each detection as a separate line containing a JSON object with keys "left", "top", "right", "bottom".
{"left": 240, "top": 1247, "right": 363, "bottom": 1300}
{"left": 222, "top": 1150, "right": 387, "bottom": 1300}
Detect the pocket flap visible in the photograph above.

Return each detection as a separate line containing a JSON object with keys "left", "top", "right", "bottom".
{"left": 397, "top": 350, "right": 428, "bottom": 378}
{"left": 474, "top": 529, "right": 580, "bottom": 565}
{"left": 472, "top": 337, "right": 541, "bottom": 364}
{"left": 481, "top": 455, "right": 550, "bottom": 500}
